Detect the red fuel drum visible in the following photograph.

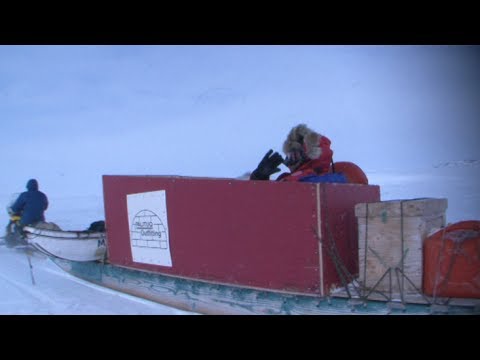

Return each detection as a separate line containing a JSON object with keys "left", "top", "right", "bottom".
{"left": 102, "top": 175, "right": 379, "bottom": 296}
{"left": 423, "top": 221, "right": 480, "bottom": 298}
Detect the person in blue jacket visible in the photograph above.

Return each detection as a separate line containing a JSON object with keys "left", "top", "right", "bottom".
{"left": 9, "top": 179, "right": 49, "bottom": 227}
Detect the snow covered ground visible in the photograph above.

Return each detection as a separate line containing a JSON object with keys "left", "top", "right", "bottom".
{"left": 0, "top": 161, "right": 478, "bottom": 315}
{"left": 0, "top": 244, "right": 196, "bottom": 315}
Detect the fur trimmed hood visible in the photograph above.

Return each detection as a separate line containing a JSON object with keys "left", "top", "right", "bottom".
{"left": 282, "top": 124, "right": 324, "bottom": 160}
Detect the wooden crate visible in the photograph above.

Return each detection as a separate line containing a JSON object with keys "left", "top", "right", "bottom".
{"left": 355, "top": 198, "right": 447, "bottom": 297}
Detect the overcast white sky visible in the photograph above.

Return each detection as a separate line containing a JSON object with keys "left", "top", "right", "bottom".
{"left": 1, "top": 45, "right": 479, "bottom": 201}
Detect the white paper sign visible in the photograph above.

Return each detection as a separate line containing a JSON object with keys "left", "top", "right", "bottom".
{"left": 126, "top": 190, "right": 172, "bottom": 267}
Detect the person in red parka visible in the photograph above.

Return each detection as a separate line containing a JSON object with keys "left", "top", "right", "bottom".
{"left": 278, "top": 124, "right": 334, "bottom": 181}
{"left": 250, "top": 124, "right": 345, "bottom": 183}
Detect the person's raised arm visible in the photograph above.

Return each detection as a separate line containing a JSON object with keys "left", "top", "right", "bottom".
{"left": 250, "top": 149, "right": 284, "bottom": 181}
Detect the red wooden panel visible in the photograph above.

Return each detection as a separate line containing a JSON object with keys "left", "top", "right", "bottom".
{"left": 318, "top": 183, "right": 381, "bottom": 294}
{"left": 103, "top": 176, "right": 321, "bottom": 294}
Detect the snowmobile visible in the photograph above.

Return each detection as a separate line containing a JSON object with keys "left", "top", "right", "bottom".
{"left": 3, "top": 211, "right": 28, "bottom": 248}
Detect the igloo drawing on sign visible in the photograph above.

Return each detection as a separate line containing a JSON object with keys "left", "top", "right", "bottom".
{"left": 130, "top": 210, "right": 168, "bottom": 249}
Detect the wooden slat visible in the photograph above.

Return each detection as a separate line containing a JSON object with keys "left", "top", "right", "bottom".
{"left": 356, "top": 198, "right": 447, "bottom": 296}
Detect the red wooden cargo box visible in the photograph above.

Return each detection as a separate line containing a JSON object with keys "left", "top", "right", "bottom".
{"left": 102, "top": 176, "right": 380, "bottom": 296}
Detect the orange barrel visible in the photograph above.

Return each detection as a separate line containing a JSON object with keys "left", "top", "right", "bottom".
{"left": 423, "top": 220, "right": 480, "bottom": 298}
{"left": 330, "top": 161, "right": 369, "bottom": 185}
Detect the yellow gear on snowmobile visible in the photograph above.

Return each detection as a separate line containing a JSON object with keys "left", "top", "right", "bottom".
{"left": 10, "top": 215, "right": 21, "bottom": 222}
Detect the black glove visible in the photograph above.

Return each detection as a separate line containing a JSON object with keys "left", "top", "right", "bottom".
{"left": 250, "top": 149, "right": 284, "bottom": 180}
